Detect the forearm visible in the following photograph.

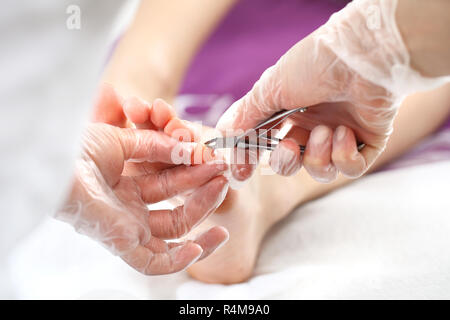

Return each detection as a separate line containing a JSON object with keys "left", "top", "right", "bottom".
{"left": 103, "top": 0, "right": 237, "bottom": 101}
{"left": 396, "top": 0, "right": 450, "bottom": 77}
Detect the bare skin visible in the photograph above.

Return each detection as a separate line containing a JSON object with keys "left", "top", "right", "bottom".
{"left": 102, "top": 0, "right": 236, "bottom": 103}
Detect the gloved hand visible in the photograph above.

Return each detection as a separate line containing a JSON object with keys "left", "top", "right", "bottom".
{"left": 56, "top": 122, "right": 229, "bottom": 275}
{"left": 217, "top": 0, "right": 449, "bottom": 182}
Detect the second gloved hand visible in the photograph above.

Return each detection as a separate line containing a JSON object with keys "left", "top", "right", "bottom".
{"left": 56, "top": 123, "right": 229, "bottom": 275}
{"left": 217, "top": 0, "right": 449, "bottom": 183}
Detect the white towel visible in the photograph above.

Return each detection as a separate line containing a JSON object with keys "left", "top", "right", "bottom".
{"left": 8, "top": 160, "right": 450, "bottom": 299}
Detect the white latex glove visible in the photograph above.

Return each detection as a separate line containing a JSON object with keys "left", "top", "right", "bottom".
{"left": 217, "top": 0, "right": 450, "bottom": 182}
{"left": 56, "top": 123, "right": 229, "bottom": 275}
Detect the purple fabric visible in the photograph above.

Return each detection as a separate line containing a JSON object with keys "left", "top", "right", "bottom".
{"left": 177, "top": 0, "right": 450, "bottom": 170}
{"left": 179, "top": 0, "right": 347, "bottom": 124}
{"left": 442, "top": 117, "right": 450, "bottom": 131}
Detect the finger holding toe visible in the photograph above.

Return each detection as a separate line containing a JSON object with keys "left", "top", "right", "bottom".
{"left": 332, "top": 126, "right": 367, "bottom": 178}
{"left": 303, "top": 125, "right": 337, "bottom": 183}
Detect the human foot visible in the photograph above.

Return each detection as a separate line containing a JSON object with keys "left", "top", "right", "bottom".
{"left": 186, "top": 162, "right": 318, "bottom": 284}
{"left": 92, "top": 92, "right": 332, "bottom": 283}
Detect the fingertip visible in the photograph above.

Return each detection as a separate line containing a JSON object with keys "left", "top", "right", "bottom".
{"left": 214, "top": 225, "right": 230, "bottom": 242}
{"left": 304, "top": 125, "right": 336, "bottom": 183}
{"left": 196, "top": 226, "right": 229, "bottom": 260}
{"left": 269, "top": 139, "right": 301, "bottom": 176}
{"left": 231, "top": 164, "right": 255, "bottom": 182}
{"left": 175, "top": 243, "right": 203, "bottom": 271}
{"left": 190, "top": 243, "right": 204, "bottom": 257}
{"left": 204, "top": 175, "right": 230, "bottom": 210}
{"left": 194, "top": 225, "right": 229, "bottom": 247}
{"left": 332, "top": 126, "right": 367, "bottom": 178}
{"left": 183, "top": 175, "right": 230, "bottom": 223}
{"left": 214, "top": 226, "right": 230, "bottom": 250}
